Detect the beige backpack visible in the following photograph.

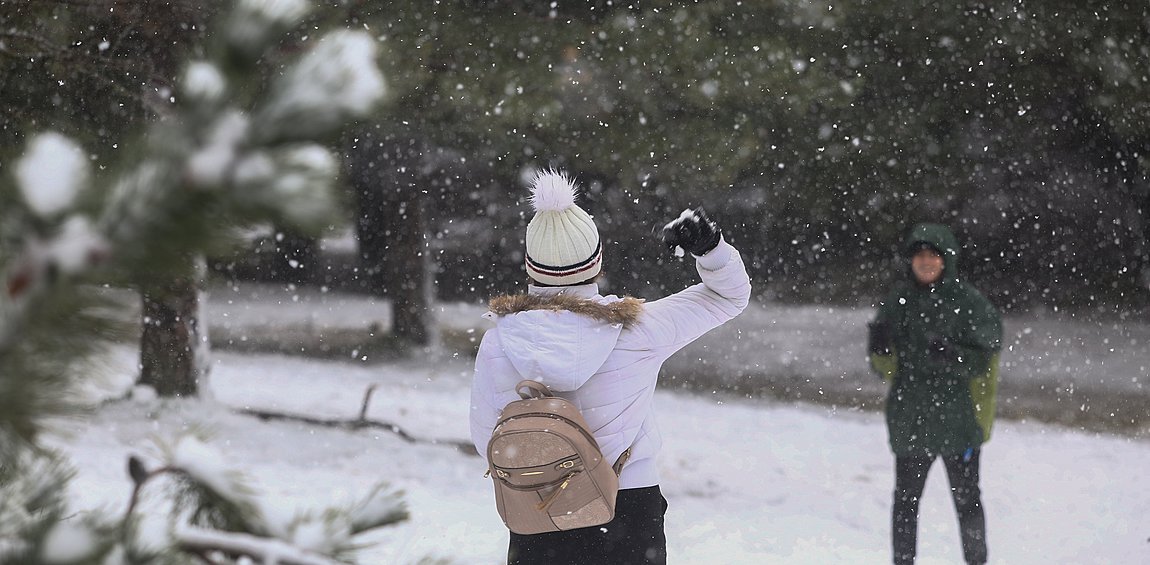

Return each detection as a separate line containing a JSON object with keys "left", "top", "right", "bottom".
{"left": 486, "top": 380, "right": 630, "bottom": 535}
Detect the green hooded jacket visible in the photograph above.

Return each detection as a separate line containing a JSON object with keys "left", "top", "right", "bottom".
{"left": 869, "top": 223, "right": 1003, "bottom": 457}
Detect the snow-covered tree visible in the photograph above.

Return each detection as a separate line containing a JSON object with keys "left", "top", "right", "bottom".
{"left": 0, "top": 1, "right": 409, "bottom": 562}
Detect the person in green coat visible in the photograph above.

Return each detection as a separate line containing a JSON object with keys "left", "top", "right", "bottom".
{"left": 868, "top": 223, "right": 1002, "bottom": 565}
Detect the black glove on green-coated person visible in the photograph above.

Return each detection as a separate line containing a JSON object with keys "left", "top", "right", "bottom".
{"left": 868, "top": 321, "right": 894, "bottom": 355}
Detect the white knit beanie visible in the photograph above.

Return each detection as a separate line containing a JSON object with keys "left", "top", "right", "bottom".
{"left": 524, "top": 170, "right": 602, "bottom": 286}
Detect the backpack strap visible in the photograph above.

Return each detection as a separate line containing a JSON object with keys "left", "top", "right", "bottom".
{"left": 612, "top": 447, "right": 632, "bottom": 476}
{"left": 516, "top": 380, "right": 553, "bottom": 399}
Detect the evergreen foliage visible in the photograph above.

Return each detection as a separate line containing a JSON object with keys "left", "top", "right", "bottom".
{"left": 0, "top": 1, "right": 220, "bottom": 154}
{"left": 346, "top": 1, "right": 1149, "bottom": 310}
{"left": 0, "top": 1, "right": 406, "bottom": 561}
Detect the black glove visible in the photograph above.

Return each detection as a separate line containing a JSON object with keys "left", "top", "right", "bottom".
{"left": 661, "top": 207, "right": 722, "bottom": 256}
{"left": 868, "top": 321, "right": 893, "bottom": 355}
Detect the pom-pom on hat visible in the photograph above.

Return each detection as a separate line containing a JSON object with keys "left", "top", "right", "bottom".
{"left": 524, "top": 170, "right": 602, "bottom": 286}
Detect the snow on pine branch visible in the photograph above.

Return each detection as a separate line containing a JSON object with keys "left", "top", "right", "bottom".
{"left": 14, "top": 132, "right": 89, "bottom": 218}
{"left": 45, "top": 217, "right": 109, "bottom": 276}
{"left": 182, "top": 61, "right": 227, "bottom": 104}
{"left": 225, "top": 0, "right": 312, "bottom": 60}
{"left": 38, "top": 520, "right": 104, "bottom": 564}
{"left": 156, "top": 434, "right": 407, "bottom": 558}
{"left": 169, "top": 436, "right": 262, "bottom": 516}
{"left": 1, "top": 0, "right": 398, "bottom": 560}
{"left": 255, "top": 480, "right": 406, "bottom": 554}
{"left": 2, "top": 0, "right": 387, "bottom": 441}
{"left": 348, "top": 483, "right": 408, "bottom": 533}
{"left": 256, "top": 481, "right": 409, "bottom": 555}
{"left": 0, "top": 449, "right": 91, "bottom": 563}
{"left": 185, "top": 110, "right": 251, "bottom": 189}
{"left": 231, "top": 144, "right": 341, "bottom": 229}
{"left": 176, "top": 526, "right": 341, "bottom": 565}
{"left": 255, "top": 30, "right": 387, "bottom": 143}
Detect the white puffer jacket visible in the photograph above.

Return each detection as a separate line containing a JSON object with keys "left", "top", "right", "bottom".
{"left": 470, "top": 240, "right": 751, "bottom": 489}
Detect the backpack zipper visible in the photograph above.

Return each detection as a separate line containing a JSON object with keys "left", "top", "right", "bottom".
{"left": 536, "top": 471, "right": 580, "bottom": 511}
{"left": 496, "top": 412, "right": 602, "bottom": 450}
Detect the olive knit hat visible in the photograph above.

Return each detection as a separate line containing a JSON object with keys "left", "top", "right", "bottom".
{"left": 524, "top": 170, "right": 602, "bottom": 286}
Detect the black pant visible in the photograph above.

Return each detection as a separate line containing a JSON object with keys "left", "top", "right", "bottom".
{"left": 893, "top": 450, "right": 987, "bottom": 565}
{"left": 507, "top": 485, "right": 668, "bottom": 565}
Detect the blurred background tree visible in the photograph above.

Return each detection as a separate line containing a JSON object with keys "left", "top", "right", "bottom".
{"left": 341, "top": 0, "right": 1149, "bottom": 313}
{"left": 5, "top": 0, "right": 1148, "bottom": 331}
{"left": 0, "top": 0, "right": 218, "bottom": 154}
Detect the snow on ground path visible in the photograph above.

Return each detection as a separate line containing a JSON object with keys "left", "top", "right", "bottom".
{"left": 657, "top": 392, "right": 1150, "bottom": 564}
{"left": 50, "top": 349, "right": 1150, "bottom": 564}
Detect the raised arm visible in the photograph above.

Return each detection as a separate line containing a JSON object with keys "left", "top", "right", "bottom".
{"left": 631, "top": 208, "right": 751, "bottom": 351}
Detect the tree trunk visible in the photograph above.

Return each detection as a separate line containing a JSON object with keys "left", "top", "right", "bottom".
{"left": 138, "top": 258, "right": 209, "bottom": 397}
{"left": 387, "top": 191, "right": 434, "bottom": 347}
{"left": 349, "top": 127, "right": 434, "bottom": 348}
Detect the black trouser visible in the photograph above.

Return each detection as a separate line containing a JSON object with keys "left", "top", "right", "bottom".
{"left": 893, "top": 450, "right": 986, "bottom": 565}
{"left": 508, "top": 485, "right": 668, "bottom": 565}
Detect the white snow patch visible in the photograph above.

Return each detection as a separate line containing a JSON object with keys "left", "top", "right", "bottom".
{"left": 272, "top": 147, "right": 337, "bottom": 195}
{"left": 261, "top": 30, "right": 386, "bottom": 133}
{"left": 280, "top": 144, "right": 338, "bottom": 177}
{"left": 350, "top": 485, "right": 407, "bottom": 531}
{"left": 186, "top": 110, "right": 250, "bottom": 188}
{"left": 170, "top": 435, "right": 251, "bottom": 503}
{"left": 174, "top": 526, "right": 334, "bottom": 565}
{"left": 15, "top": 132, "right": 90, "bottom": 217}
{"left": 183, "top": 61, "right": 226, "bottom": 102}
{"left": 239, "top": 0, "right": 310, "bottom": 25}
{"left": 46, "top": 216, "right": 107, "bottom": 274}
{"left": 131, "top": 385, "right": 158, "bottom": 403}
{"left": 228, "top": 145, "right": 340, "bottom": 227}
{"left": 39, "top": 521, "right": 98, "bottom": 563}
{"left": 288, "top": 514, "right": 350, "bottom": 553}
{"left": 232, "top": 151, "right": 277, "bottom": 187}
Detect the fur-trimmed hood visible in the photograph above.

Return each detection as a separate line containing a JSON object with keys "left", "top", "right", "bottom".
{"left": 484, "top": 291, "right": 644, "bottom": 388}
{"left": 488, "top": 293, "right": 644, "bottom": 328}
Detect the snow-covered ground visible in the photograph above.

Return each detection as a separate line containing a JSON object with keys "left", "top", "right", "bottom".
{"left": 47, "top": 340, "right": 1150, "bottom": 564}
{"left": 202, "top": 282, "right": 1150, "bottom": 435}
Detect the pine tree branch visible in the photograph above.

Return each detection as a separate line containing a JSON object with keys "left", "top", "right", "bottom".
{"left": 0, "top": 28, "right": 166, "bottom": 92}
{"left": 175, "top": 527, "right": 342, "bottom": 565}
{"left": 3, "top": 0, "right": 391, "bottom": 557}
{"left": 123, "top": 463, "right": 177, "bottom": 528}
{"left": 0, "top": 29, "right": 66, "bottom": 59}
{"left": 20, "top": 0, "right": 126, "bottom": 7}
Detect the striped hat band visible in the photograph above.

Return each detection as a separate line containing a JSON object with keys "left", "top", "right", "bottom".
{"left": 525, "top": 241, "right": 602, "bottom": 284}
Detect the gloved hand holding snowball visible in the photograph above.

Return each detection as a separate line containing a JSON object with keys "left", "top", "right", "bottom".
{"left": 661, "top": 207, "right": 722, "bottom": 257}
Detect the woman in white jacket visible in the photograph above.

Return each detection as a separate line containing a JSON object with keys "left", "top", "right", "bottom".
{"left": 470, "top": 170, "right": 751, "bottom": 565}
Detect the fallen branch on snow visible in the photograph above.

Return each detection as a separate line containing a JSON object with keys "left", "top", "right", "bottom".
{"left": 236, "top": 384, "right": 478, "bottom": 456}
